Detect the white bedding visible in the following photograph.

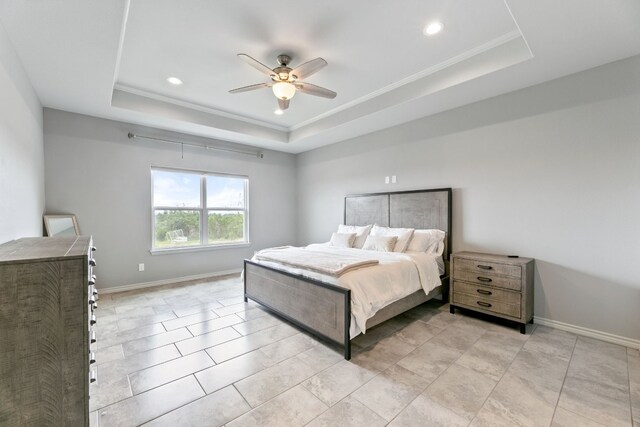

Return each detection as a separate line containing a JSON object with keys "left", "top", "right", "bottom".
{"left": 251, "top": 244, "right": 442, "bottom": 338}
{"left": 254, "top": 246, "right": 379, "bottom": 276}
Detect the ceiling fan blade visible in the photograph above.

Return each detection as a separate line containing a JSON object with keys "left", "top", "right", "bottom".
{"left": 237, "top": 54, "right": 276, "bottom": 78}
{"left": 278, "top": 98, "right": 290, "bottom": 110}
{"left": 290, "top": 57, "right": 327, "bottom": 80}
{"left": 294, "top": 82, "right": 337, "bottom": 99}
{"left": 228, "top": 83, "right": 272, "bottom": 94}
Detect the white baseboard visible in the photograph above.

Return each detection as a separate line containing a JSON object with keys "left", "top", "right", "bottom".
{"left": 99, "top": 269, "right": 242, "bottom": 294}
{"left": 534, "top": 316, "right": 640, "bottom": 350}
{"left": 98, "top": 276, "right": 639, "bottom": 350}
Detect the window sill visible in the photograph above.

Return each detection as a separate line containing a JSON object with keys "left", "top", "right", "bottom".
{"left": 150, "top": 242, "right": 251, "bottom": 255}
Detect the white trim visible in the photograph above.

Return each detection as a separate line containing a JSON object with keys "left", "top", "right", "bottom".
{"left": 114, "top": 30, "right": 522, "bottom": 135}
{"left": 501, "top": 0, "right": 534, "bottom": 59}
{"left": 290, "top": 30, "right": 524, "bottom": 131}
{"left": 113, "top": 83, "right": 288, "bottom": 132}
{"left": 109, "top": 0, "right": 131, "bottom": 105}
{"left": 99, "top": 269, "right": 242, "bottom": 294}
{"left": 534, "top": 316, "right": 640, "bottom": 350}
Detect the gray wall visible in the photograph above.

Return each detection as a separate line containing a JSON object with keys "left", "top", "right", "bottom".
{"left": 41, "top": 54, "right": 639, "bottom": 341}
{"left": 0, "top": 23, "right": 44, "bottom": 243}
{"left": 44, "top": 109, "right": 297, "bottom": 289}
{"left": 296, "top": 55, "right": 640, "bottom": 341}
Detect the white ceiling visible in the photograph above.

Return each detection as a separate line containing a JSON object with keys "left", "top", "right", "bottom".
{"left": 1, "top": 0, "right": 639, "bottom": 153}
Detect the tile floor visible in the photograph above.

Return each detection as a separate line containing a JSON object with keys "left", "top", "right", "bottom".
{"left": 90, "top": 275, "right": 640, "bottom": 427}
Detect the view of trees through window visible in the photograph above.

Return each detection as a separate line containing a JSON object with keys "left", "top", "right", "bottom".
{"left": 208, "top": 211, "right": 245, "bottom": 243}
{"left": 152, "top": 169, "right": 248, "bottom": 249}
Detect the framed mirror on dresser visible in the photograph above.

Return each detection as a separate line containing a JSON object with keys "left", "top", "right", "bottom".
{"left": 43, "top": 214, "right": 80, "bottom": 236}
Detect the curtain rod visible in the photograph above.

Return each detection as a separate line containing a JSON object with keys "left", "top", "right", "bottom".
{"left": 127, "top": 132, "right": 264, "bottom": 159}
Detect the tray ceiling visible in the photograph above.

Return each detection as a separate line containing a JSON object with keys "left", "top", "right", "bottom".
{"left": 1, "top": 0, "right": 639, "bottom": 153}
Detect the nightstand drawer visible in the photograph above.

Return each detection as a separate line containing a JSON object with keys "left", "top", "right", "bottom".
{"left": 454, "top": 270, "right": 521, "bottom": 291}
{"left": 453, "top": 292, "right": 521, "bottom": 318}
{"left": 454, "top": 258, "right": 521, "bottom": 278}
{"left": 453, "top": 280, "right": 521, "bottom": 305}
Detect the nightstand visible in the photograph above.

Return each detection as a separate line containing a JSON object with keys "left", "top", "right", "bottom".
{"left": 449, "top": 251, "right": 534, "bottom": 333}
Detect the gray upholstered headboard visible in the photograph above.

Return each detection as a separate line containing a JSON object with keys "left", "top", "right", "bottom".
{"left": 344, "top": 188, "right": 452, "bottom": 260}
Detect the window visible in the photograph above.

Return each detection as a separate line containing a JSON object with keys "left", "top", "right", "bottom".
{"left": 151, "top": 167, "right": 248, "bottom": 251}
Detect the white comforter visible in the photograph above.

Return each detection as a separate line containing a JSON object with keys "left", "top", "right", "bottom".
{"left": 254, "top": 246, "right": 379, "bottom": 276}
{"left": 251, "top": 244, "right": 441, "bottom": 338}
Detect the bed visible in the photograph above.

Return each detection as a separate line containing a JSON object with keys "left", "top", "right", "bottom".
{"left": 244, "top": 188, "right": 452, "bottom": 359}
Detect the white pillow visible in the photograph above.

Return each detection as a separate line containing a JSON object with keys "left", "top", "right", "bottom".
{"left": 370, "top": 225, "right": 415, "bottom": 252}
{"left": 329, "top": 232, "right": 356, "bottom": 248}
{"left": 337, "top": 224, "right": 372, "bottom": 249}
{"left": 361, "top": 235, "right": 397, "bottom": 252}
{"left": 407, "top": 229, "right": 446, "bottom": 255}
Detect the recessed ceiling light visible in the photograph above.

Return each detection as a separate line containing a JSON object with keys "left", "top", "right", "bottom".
{"left": 274, "top": 109, "right": 284, "bottom": 116}
{"left": 167, "top": 76, "right": 183, "bottom": 85}
{"left": 424, "top": 21, "right": 443, "bottom": 36}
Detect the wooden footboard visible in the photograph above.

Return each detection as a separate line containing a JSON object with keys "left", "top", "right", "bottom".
{"left": 244, "top": 260, "right": 352, "bottom": 359}
{"left": 244, "top": 259, "right": 450, "bottom": 360}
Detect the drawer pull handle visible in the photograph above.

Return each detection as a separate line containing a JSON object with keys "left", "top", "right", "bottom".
{"left": 90, "top": 314, "right": 97, "bottom": 325}
{"left": 89, "top": 285, "right": 98, "bottom": 302}
{"left": 90, "top": 330, "right": 96, "bottom": 343}
{"left": 477, "top": 265, "right": 493, "bottom": 270}
{"left": 90, "top": 370, "right": 97, "bottom": 383}
{"left": 477, "top": 289, "right": 492, "bottom": 295}
{"left": 88, "top": 278, "right": 95, "bottom": 285}
{"left": 89, "top": 258, "right": 97, "bottom": 267}
{"left": 477, "top": 301, "right": 492, "bottom": 308}
{"left": 91, "top": 246, "right": 97, "bottom": 252}
{"left": 477, "top": 276, "right": 492, "bottom": 282}
{"left": 89, "top": 352, "right": 96, "bottom": 364}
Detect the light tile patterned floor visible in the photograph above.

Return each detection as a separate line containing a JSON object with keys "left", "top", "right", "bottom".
{"left": 91, "top": 275, "right": 640, "bottom": 426}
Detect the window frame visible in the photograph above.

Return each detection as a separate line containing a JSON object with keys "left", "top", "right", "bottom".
{"left": 150, "top": 166, "right": 250, "bottom": 254}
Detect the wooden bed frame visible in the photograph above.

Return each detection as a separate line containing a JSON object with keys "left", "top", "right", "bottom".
{"left": 244, "top": 188, "right": 452, "bottom": 360}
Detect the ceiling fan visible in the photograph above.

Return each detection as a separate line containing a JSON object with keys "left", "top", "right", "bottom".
{"left": 229, "top": 53, "right": 337, "bottom": 112}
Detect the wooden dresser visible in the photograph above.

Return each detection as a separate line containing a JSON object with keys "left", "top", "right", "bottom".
{"left": 450, "top": 251, "right": 534, "bottom": 333}
{"left": 0, "top": 236, "right": 97, "bottom": 426}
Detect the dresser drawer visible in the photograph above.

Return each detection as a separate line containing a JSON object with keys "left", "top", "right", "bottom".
{"left": 453, "top": 292, "right": 521, "bottom": 318}
{"left": 454, "top": 270, "right": 522, "bottom": 291}
{"left": 453, "top": 280, "right": 521, "bottom": 305}
{"left": 454, "top": 258, "right": 521, "bottom": 278}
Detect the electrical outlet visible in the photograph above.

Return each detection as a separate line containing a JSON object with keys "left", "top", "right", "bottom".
{"left": 138, "top": 263, "right": 145, "bottom": 272}
{"left": 392, "top": 175, "right": 397, "bottom": 183}
{"left": 385, "top": 176, "right": 390, "bottom": 184}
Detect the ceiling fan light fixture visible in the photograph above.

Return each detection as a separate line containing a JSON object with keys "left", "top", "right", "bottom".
{"left": 424, "top": 21, "right": 444, "bottom": 36}
{"left": 230, "top": 53, "right": 335, "bottom": 110}
{"left": 272, "top": 82, "right": 296, "bottom": 100}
